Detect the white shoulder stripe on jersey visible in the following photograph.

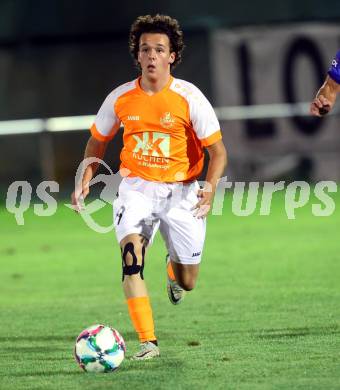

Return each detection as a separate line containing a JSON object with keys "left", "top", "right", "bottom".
{"left": 94, "top": 80, "right": 137, "bottom": 138}
{"left": 170, "top": 78, "right": 220, "bottom": 141}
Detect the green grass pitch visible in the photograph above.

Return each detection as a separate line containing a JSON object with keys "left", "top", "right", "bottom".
{"left": 1, "top": 190, "right": 340, "bottom": 389}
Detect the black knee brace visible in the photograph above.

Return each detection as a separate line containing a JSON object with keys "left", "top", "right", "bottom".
{"left": 121, "top": 242, "right": 145, "bottom": 281}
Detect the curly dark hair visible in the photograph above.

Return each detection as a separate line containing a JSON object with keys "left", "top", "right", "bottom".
{"left": 129, "top": 14, "right": 184, "bottom": 70}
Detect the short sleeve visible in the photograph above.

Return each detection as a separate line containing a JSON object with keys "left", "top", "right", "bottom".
{"left": 189, "top": 86, "right": 222, "bottom": 147}
{"left": 90, "top": 91, "right": 121, "bottom": 141}
{"left": 327, "top": 50, "right": 340, "bottom": 85}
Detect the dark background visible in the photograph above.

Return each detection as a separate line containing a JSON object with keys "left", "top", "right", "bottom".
{"left": 0, "top": 0, "right": 339, "bottom": 193}
{"left": 1, "top": 0, "right": 340, "bottom": 119}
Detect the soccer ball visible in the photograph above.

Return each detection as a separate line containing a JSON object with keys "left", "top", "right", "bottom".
{"left": 74, "top": 324, "right": 126, "bottom": 373}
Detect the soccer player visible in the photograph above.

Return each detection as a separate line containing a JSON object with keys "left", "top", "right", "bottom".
{"left": 310, "top": 49, "right": 340, "bottom": 116}
{"left": 71, "top": 14, "right": 227, "bottom": 360}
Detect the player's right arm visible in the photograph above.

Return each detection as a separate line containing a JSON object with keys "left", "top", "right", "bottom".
{"left": 310, "top": 76, "right": 340, "bottom": 117}
{"left": 71, "top": 87, "right": 122, "bottom": 212}
{"left": 310, "top": 50, "right": 340, "bottom": 117}
{"left": 71, "top": 136, "right": 110, "bottom": 212}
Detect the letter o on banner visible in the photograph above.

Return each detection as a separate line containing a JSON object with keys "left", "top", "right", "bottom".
{"left": 283, "top": 37, "right": 325, "bottom": 136}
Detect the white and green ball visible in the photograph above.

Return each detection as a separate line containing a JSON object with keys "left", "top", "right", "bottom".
{"left": 74, "top": 324, "right": 126, "bottom": 373}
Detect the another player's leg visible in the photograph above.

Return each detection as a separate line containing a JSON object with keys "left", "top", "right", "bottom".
{"left": 120, "top": 233, "right": 160, "bottom": 360}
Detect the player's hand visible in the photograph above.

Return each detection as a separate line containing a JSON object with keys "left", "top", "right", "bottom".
{"left": 192, "top": 188, "right": 214, "bottom": 219}
{"left": 310, "top": 95, "right": 332, "bottom": 117}
{"left": 71, "top": 183, "right": 89, "bottom": 213}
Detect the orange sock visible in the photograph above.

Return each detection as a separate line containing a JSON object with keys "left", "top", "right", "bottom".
{"left": 127, "top": 296, "right": 156, "bottom": 343}
{"left": 167, "top": 260, "right": 176, "bottom": 281}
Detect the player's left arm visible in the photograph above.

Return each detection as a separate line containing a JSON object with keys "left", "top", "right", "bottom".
{"left": 194, "top": 139, "right": 227, "bottom": 218}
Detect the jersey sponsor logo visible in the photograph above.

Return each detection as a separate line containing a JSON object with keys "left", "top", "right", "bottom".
{"left": 132, "top": 132, "right": 170, "bottom": 157}
{"left": 160, "top": 112, "right": 175, "bottom": 129}
{"left": 127, "top": 115, "right": 140, "bottom": 121}
{"left": 192, "top": 251, "right": 201, "bottom": 257}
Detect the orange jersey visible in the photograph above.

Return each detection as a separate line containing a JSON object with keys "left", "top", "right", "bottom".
{"left": 90, "top": 76, "right": 222, "bottom": 182}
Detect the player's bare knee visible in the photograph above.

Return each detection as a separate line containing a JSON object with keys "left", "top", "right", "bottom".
{"left": 120, "top": 241, "right": 146, "bottom": 281}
